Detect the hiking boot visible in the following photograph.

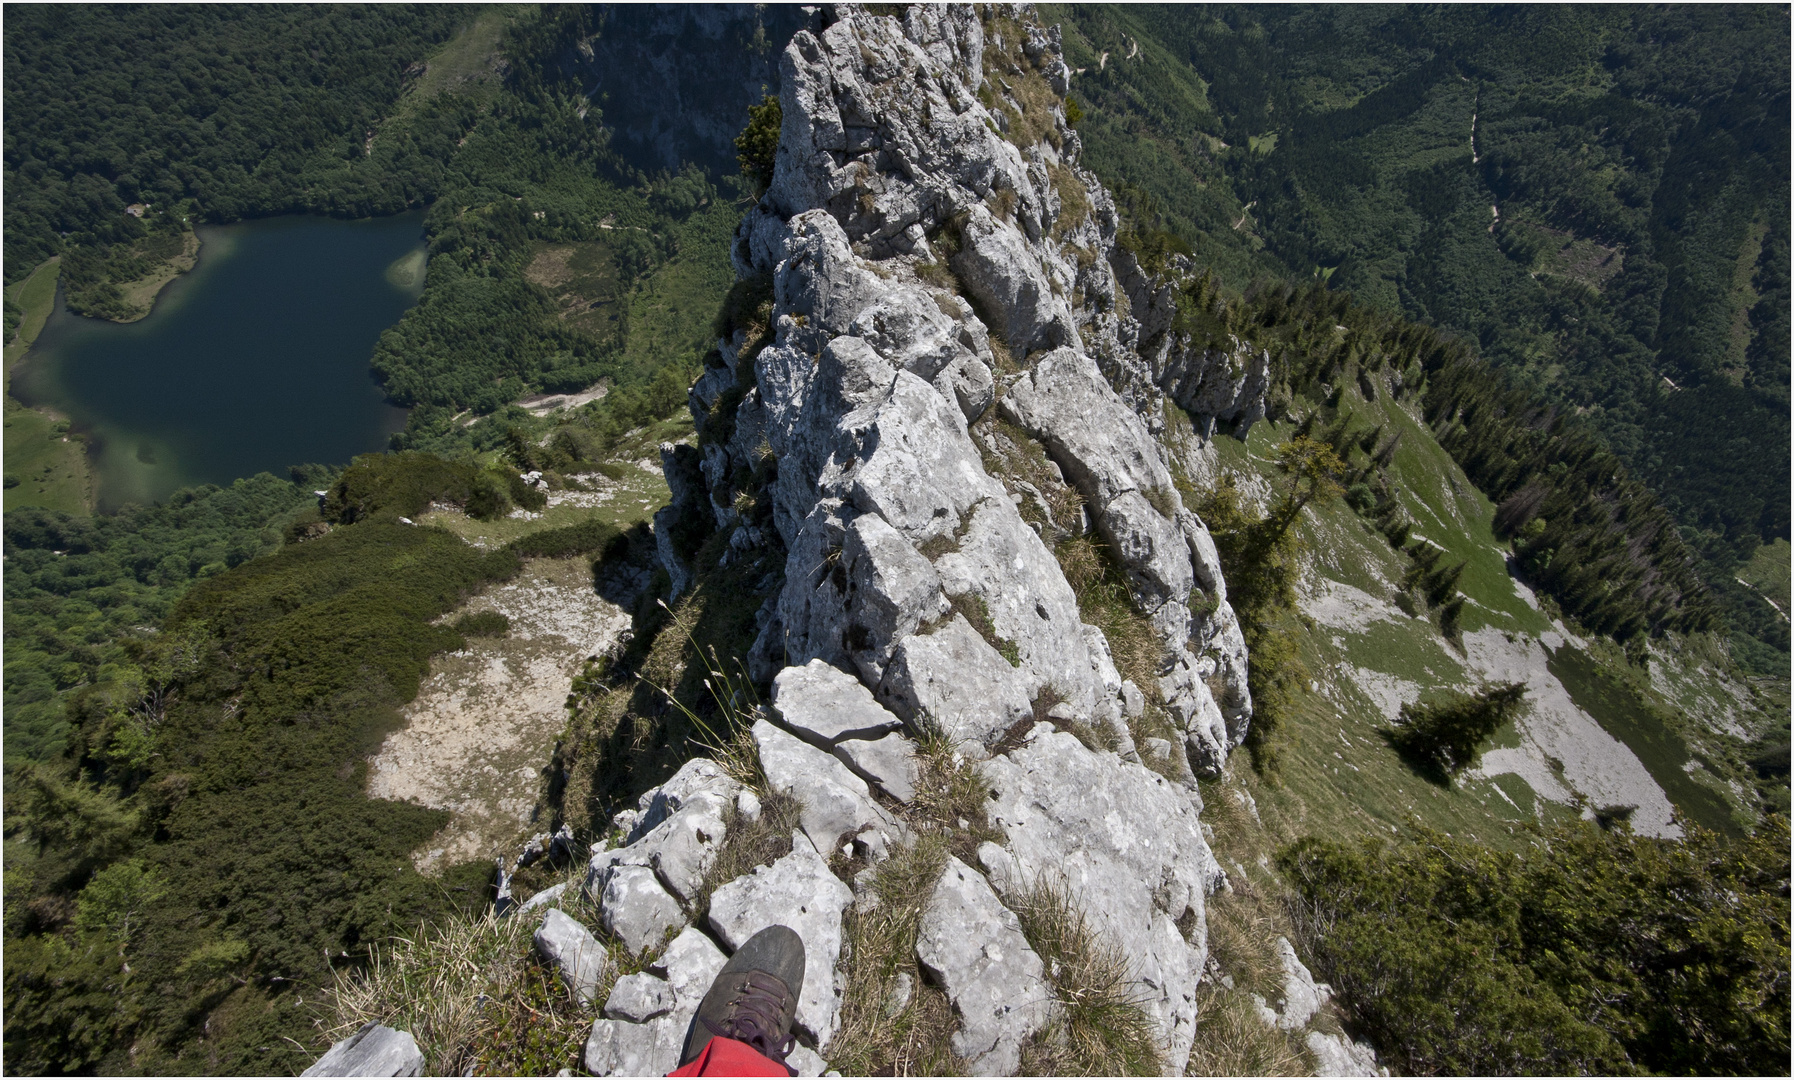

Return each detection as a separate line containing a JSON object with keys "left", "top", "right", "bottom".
{"left": 679, "top": 924, "right": 806, "bottom": 1069}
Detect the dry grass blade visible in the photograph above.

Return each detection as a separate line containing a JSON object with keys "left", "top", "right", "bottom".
{"left": 827, "top": 832, "right": 964, "bottom": 1077}
{"left": 1012, "top": 876, "right": 1165, "bottom": 1076}
{"left": 640, "top": 606, "right": 767, "bottom": 788}
{"left": 1185, "top": 981, "right": 1312, "bottom": 1077}
{"left": 323, "top": 866, "right": 618, "bottom": 1076}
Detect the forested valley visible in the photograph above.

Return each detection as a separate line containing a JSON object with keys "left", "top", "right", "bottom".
{"left": 2, "top": 4, "right": 1787, "bottom": 1076}
{"left": 1046, "top": 3, "right": 1790, "bottom": 672}
{"left": 3, "top": 4, "right": 794, "bottom": 1070}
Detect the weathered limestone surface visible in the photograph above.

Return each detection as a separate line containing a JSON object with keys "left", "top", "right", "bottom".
{"left": 302, "top": 1023, "right": 424, "bottom": 1078}
{"left": 534, "top": 908, "right": 613, "bottom": 1005}
{"left": 753, "top": 717, "right": 902, "bottom": 853}
{"left": 915, "top": 856, "right": 1051, "bottom": 1076}
{"left": 983, "top": 724, "right": 1221, "bottom": 1071}
{"left": 707, "top": 832, "right": 855, "bottom": 1047}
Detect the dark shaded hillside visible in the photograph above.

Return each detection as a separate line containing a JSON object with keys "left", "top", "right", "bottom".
{"left": 1046, "top": 3, "right": 1790, "bottom": 665}
{"left": 520, "top": 4, "right": 814, "bottom": 178}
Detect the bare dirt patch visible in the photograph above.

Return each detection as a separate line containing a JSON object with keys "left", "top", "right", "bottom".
{"left": 369, "top": 557, "right": 633, "bottom": 873}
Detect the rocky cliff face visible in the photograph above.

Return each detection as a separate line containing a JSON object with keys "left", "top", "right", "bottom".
{"left": 611, "top": 4, "right": 1283, "bottom": 1072}
{"left": 688, "top": 2, "right": 1267, "bottom": 777}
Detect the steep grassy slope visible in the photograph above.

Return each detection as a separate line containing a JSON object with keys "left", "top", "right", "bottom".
{"left": 1180, "top": 384, "right": 1778, "bottom": 853}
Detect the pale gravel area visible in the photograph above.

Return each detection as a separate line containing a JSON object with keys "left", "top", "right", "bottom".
{"left": 1302, "top": 578, "right": 1681, "bottom": 836}
{"left": 1302, "top": 577, "right": 1407, "bottom": 633}
{"left": 1646, "top": 644, "right": 1750, "bottom": 740}
{"left": 1350, "top": 667, "right": 1423, "bottom": 722}
{"left": 518, "top": 382, "right": 609, "bottom": 416}
{"left": 368, "top": 557, "right": 632, "bottom": 873}
{"left": 1459, "top": 627, "right": 1681, "bottom": 838}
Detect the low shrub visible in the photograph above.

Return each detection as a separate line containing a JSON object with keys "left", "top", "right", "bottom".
{"left": 1280, "top": 818, "right": 1792, "bottom": 1076}
{"left": 451, "top": 610, "right": 510, "bottom": 637}
{"left": 1386, "top": 682, "right": 1526, "bottom": 783}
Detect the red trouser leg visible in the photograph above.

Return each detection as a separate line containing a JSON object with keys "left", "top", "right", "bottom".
{"left": 666, "top": 1036, "right": 789, "bottom": 1077}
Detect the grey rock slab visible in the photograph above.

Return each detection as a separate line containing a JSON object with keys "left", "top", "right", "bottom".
{"left": 833, "top": 731, "right": 919, "bottom": 803}
{"left": 652, "top": 924, "right": 730, "bottom": 1011}
{"left": 511, "top": 881, "right": 569, "bottom": 917}
{"left": 533, "top": 908, "right": 612, "bottom": 1006}
{"left": 772, "top": 659, "right": 908, "bottom": 746}
{"left": 847, "top": 286, "right": 971, "bottom": 382}
{"left": 877, "top": 615, "right": 1031, "bottom": 752}
{"left": 843, "top": 370, "right": 1006, "bottom": 540}
{"left": 1000, "top": 347, "right": 1197, "bottom": 611}
{"left": 707, "top": 832, "right": 855, "bottom": 1048}
{"left": 984, "top": 728, "right": 1220, "bottom": 1068}
{"left": 930, "top": 498, "right": 1106, "bottom": 721}
{"left": 753, "top": 717, "right": 900, "bottom": 853}
{"left": 584, "top": 1017, "right": 683, "bottom": 1078}
{"left": 302, "top": 1022, "right": 423, "bottom": 1077}
{"left": 1275, "top": 936, "right": 1331, "bottom": 1031}
{"left": 631, "top": 757, "right": 743, "bottom": 843}
{"left": 951, "top": 202, "right": 1078, "bottom": 356}
{"left": 604, "top": 972, "right": 675, "bottom": 1023}
{"left": 647, "top": 803, "right": 730, "bottom": 906}
{"left": 586, "top": 760, "right": 739, "bottom": 906}
{"left": 1000, "top": 347, "right": 1177, "bottom": 511}
{"left": 1306, "top": 1031, "right": 1388, "bottom": 1077}
{"left": 598, "top": 864, "right": 687, "bottom": 957}
{"left": 936, "top": 353, "right": 995, "bottom": 422}
{"left": 787, "top": 1044, "right": 832, "bottom": 1077}
{"left": 837, "top": 514, "right": 950, "bottom": 681}
{"left": 914, "top": 856, "right": 1051, "bottom": 1076}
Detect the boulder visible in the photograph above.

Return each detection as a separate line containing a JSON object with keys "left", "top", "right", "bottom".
{"left": 302, "top": 1023, "right": 423, "bottom": 1078}
{"left": 914, "top": 856, "right": 1050, "bottom": 1076}
{"left": 627, "top": 758, "right": 744, "bottom": 844}
{"left": 604, "top": 972, "right": 674, "bottom": 1023}
{"left": 753, "top": 718, "right": 901, "bottom": 852}
{"left": 533, "top": 908, "right": 612, "bottom": 1006}
{"left": 707, "top": 832, "right": 854, "bottom": 1047}
{"left": 772, "top": 659, "right": 908, "bottom": 746}
{"left": 597, "top": 864, "right": 686, "bottom": 957}
{"left": 930, "top": 498, "right": 1109, "bottom": 721}
{"left": 983, "top": 725, "right": 1220, "bottom": 1068}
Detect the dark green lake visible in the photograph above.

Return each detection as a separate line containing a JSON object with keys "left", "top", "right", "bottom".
{"left": 17, "top": 213, "right": 426, "bottom": 509}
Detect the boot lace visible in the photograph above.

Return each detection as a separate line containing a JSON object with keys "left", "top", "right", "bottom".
{"left": 703, "top": 971, "right": 796, "bottom": 1067}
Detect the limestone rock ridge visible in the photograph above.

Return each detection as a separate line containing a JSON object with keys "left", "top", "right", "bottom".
{"left": 638, "top": 4, "right": 1285, "bottom": 1072}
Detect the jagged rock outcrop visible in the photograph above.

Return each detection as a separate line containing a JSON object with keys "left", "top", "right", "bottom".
{"left": 916, "top": 856, "right": 1052, "bottom": 1075}
{"left": 703, "top": 3, "right": 1255, "bottom": 780}
{"left": 302, "top": 1023, "right": 425, "bottom": 1078}
{"left": 622, "top": 4, "right": 1288, "bottom": 1073}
